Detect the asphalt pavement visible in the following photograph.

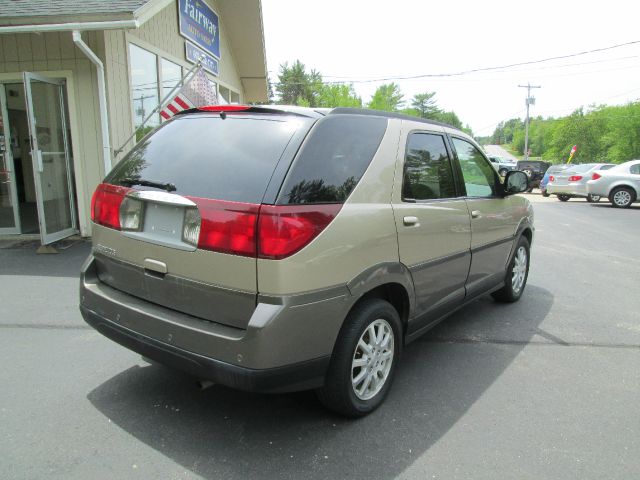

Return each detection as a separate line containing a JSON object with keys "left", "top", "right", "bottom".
{"left": 1, "top": 194, "right": 639, "bottom": 480}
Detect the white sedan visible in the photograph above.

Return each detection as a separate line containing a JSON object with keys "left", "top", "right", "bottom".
{"left": 586, "top": 160, "right": 640, "bottom": 208}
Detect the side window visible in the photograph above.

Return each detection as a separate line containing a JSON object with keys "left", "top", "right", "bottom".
{"left": 630, "top": 164, "right": 640, "bottom": 174}
{"left": 403, "top": 133, "right": 456, "bottom": 201}
{"left": 277, "top": 115, "right": 387, "bottom": 204}
{"left": 451, "top": 137, "right": 497, "bottom": 197}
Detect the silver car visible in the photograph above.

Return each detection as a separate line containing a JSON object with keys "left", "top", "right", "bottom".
{"left": 586, "top": 159, "right": 640, "bottom": 208}
{"left": 547, "top": 163, "right": 614, "bottom": 202}
{"left": 488, "top": 155, "right": 517, "bottom": 176}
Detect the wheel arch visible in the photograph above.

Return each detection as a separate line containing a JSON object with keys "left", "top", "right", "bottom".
{"left": 345, "top": 262, "right": 416, "bottom": 338}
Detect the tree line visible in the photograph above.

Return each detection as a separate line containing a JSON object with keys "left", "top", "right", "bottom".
{"left": 272, "top": 60, "right": 472, "bottom": 134}
{"left": 479, "top": 102, "right": 640, "bottom": 163}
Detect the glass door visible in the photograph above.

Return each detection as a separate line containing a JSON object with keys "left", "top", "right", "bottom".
{"left": 23, "top": 72, "right": 77, "bottom": 244}
{"left": 0, "top": 84, "right": 21, "bottom": 234}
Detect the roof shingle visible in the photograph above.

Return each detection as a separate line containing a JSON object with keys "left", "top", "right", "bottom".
{"left": 0, "top": 0, "right": 151, "bottom": 18}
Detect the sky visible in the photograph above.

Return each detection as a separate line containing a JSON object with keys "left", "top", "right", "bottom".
{"left": 261, "top": 0, "right": 640, "bottom": 136}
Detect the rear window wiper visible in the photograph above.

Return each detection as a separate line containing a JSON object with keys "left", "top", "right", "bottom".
{"left": 119, "top": 178, "right": 177, "bottom": 192}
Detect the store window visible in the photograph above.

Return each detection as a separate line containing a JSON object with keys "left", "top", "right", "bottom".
{"left": 161, "top": 58, "right": 183, "bottom": 99}
{"left": 129, "top": 44, "right": 160, "bottom": 139}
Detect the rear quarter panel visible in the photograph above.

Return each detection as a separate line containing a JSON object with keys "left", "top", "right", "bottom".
{"left": 257, "top": 120, "right": 402, "bottom": 296}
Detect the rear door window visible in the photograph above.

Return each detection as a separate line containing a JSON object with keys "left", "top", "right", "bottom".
{"left": 403, "top": 133, "right": 457, "bottom": 200}
{"left": 106, "top": 114, "right": 308, "bottom": 203}
{"left": 276, "top": 115, "right": 387, "bottom": 204}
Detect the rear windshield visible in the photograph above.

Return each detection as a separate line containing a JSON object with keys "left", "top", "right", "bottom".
{"left": 566, "top": 163, "right": 598, "bottom": 174}
{"left": 276, "top": 115, "right": 387, "bottom": 204}
{"left": 106, "top": 114, "right": 303, "bottom": 203}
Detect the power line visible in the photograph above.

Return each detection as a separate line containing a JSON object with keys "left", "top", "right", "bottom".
{"left": 269, "top": 40, "right": 640, "bottom": 86}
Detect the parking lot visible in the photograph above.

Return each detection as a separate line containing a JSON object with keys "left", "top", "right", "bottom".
{"left": 1, "top": 193, "right": 639, "bottom": 480}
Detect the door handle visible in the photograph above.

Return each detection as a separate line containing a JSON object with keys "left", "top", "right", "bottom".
{"left": 471, "top": 210, "right": 481, "bottom": 219}
{"left": 403, "top": 216, "right": 419, "bottom": 226}
{"left": 33, "top": 149, "right": 43, "bottom": 172}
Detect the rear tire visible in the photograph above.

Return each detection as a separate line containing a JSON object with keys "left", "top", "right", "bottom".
{"left": 492, "top": 236, "right": 530, "bottom": 303}
{"left": 586, "top": 194, "right": 601, "bottom": 203}
{"left": 609, "top": 187, "right": 635, "bottom": 208}
{"left": 557, "top": 194, "right": 571, "bottom": 202}
{"left": 316, "top": 299, "right": 401, "bottom": 417}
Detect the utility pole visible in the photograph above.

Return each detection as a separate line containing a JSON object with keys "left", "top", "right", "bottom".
{"left": 518, "top": 83, "right": 541, "bottom": 161}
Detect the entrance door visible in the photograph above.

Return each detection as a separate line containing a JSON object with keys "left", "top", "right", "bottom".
{"left": 23, "top": 72, "right": 77, "bottom": 244}
{"left": 0, "top": 85, "right": 21, "bottom": 234}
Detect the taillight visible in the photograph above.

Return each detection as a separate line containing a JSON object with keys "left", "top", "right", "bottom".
{"left": 549, "top": 175, "right": 555, "bottom": 182}
{"left": 592, "top": 172, "right": 602, "bottom": 180}
{"left": 188, "top": 197, "right": 259, "bottom": 256}
{"left": 568, "top": 175, "right": 583, "bottom": 182}
{"left": 258, "top": 204, "right": 342, "bottom": 260}
{"left": 91, "top": 183, "right": 131, "bottom": 230}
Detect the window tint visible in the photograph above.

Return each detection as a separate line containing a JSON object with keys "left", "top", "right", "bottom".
{"left": 106, "top": 115, "right": 303, "bottom": 203}
{"left": 403, "top": 133, "right": 456, "bottom": 200}
{"left": 452, "top": 137, "right": 497, "bottom": 197}
{"left": 630, "top": 164, "right": 640, "bottom": 174}
{"left": 600, "top": 164, "right": 615, "bottom": 170}
{"left": 277, "top": 115, "right": 387, "bottom": 204}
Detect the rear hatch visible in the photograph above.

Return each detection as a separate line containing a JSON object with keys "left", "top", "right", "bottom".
{"left": 91, "top": 110, "right": 316, "bottom": 329}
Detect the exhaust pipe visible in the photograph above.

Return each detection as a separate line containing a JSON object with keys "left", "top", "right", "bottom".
{"left": 197, "top": 379, "right": 215, "bottom": 390}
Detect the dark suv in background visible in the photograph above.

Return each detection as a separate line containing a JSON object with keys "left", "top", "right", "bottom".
{"left": 516, "top": 160, "right": 551, "bottom": 191}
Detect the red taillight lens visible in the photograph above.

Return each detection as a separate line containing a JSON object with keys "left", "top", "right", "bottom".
{"left": 568, "top": 175, "right": 583, "bottom": 182}
{"left": 189, "top": 197, "right": 259, "bottom": 256}
{"left": 549, "top": 175, "right": 555, "bottom": 182}
{"left": 592, "top": 172, "right": 602, "bottom": 180}
{"left": 91, "top": 183, "right": 131, "bottom": 230}
{"left": 258, "top": 204, "right": 342, "bottom": 259}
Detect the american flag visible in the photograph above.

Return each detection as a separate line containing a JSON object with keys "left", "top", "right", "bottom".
{"left": 160, "top": 68, "right": 218, "bottom": 120}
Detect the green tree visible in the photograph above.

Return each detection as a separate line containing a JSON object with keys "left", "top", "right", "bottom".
{"left": 316, "top": 84, "right": 362, "bottom": 108}
{"left": 368, "top": 83, "right": 404, "bottom": 112}
{"left": 275, "top": 60, "right": 309, "bottom": 105}
{"left": 411, "top": 92, "right": 440, "bottom": 118}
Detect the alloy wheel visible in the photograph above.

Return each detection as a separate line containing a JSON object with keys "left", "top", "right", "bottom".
{"left": 613, "top": 190, "right": 632, "bottom": 207}
{"left": 511, "top": 246, "right": 528, "bottom": 294}
{"left": 351, "top": 319, "right": 394, "bottom": 401}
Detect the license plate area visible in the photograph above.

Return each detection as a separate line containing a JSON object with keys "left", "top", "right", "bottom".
{"left": 123, "top": 201, "right": 196, "bottom": 251}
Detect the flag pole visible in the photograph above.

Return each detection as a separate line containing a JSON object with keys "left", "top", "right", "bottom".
{"left": 114, "top": 55, "right": 205, "bottom": 157}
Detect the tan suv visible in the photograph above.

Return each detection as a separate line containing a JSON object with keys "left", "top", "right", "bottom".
{"left": 80, "top": 106, "right": 533, "bottom": 417}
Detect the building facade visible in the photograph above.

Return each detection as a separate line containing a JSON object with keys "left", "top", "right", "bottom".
{"left": 0, "top": 0, "right": 267, "bottom": 244}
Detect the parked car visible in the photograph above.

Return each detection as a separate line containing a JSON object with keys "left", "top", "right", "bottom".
{"left": 80, "top": 106, "right": 533, "bottom": 417}
{"left": 540, "top": 164, "right": 573, "bottom": 197}
{"left": 586, "top": 159, "right": 640, "bottom": 208}
{"left": 516, "top": 160, "right": 551, "bottom": 191}
{"left": 546, "top": 163, "right": 615, "bottom": 202}
{"left": 487, "top": 155, "right": 517, "bottom": 176}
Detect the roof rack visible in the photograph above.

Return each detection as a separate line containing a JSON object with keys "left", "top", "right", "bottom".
{"left": 329, "top": 107, "right": 458, "bottom": 130}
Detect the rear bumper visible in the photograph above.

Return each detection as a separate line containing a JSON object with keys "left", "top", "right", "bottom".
{"left": 80, "top": 254, "right": 348, "bottom": 393}
{"left": 586, "top": 181, "right": 608, "bottom": 197}
{"left": 81, "top": 305, "right": 329, "bottom": 393}
{"left": 546, "top": 183, "right": 588, "bottom": 196}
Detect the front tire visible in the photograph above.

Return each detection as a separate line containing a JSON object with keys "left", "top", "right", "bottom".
{"left": 557, "top": 194, "right": 571, "bottom": 202}
{"left": 586, "top": 194, "right": 601, "bottom": 203}
{"left": 316, "top": 299, "right": 401, "bottom": 417}
{"left": 609, "top": 187, "right": 635, "bottom": 208}
{"left": 492, "top": 236, "right": 530, "bottom": 303}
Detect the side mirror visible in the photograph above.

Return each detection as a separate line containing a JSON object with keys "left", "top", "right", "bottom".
{"left": 503, "top": 170, "right": 529, "bottom": 195}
